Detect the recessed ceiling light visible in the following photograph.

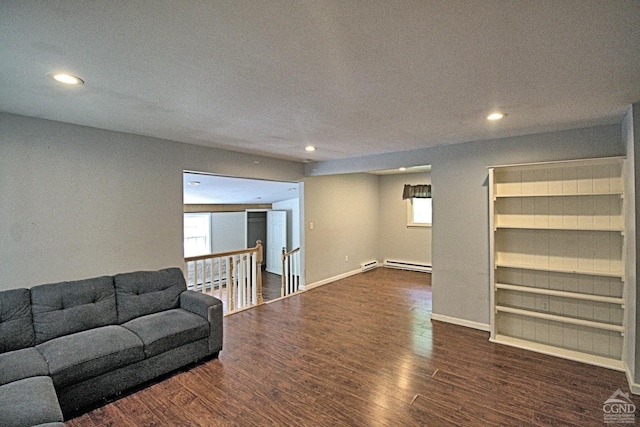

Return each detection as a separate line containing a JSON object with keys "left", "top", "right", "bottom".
{"left": 399, "top": 167, "right": 407, "bottom": 171}
{"left": 187, "top": 181, "right": 200, "bottom": 186}
{"left": 49, "top": 73, "right": 84, "bottom": 85}
{"left": 305, "top": 145, "right": 316, "bottom": 152}
{"left": 487, "top": 112, "right": 506, "bottom": 121}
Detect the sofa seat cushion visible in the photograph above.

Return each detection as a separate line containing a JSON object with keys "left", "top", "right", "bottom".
{"left": 0, "top": 376, "right": 64, "bottom": 427}
{"left": 122, "top": 308, "right": 209, "bottom": 358}
{"left": 0, "top": 347, "right": 48, "bottom": 386}
{"left": 36, "top": 325, "right": 144, "bottom": 388}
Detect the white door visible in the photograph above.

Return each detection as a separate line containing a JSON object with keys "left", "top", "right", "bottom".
{"left": 266, "top": 210, "right": 287, "bottom": 274}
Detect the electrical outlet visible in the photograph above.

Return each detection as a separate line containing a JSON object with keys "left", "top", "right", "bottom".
{"left": 345, "top": 256, "right": 349, "bottom": 262}
{"left": 541, "top": 300, "right": 549, "bottom": 311}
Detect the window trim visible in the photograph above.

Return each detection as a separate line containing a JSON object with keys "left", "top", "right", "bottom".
{"left": 183, "top": 212, "right": 213, "bottom": 257}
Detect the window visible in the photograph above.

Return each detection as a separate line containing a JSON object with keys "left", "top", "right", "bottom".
{"left": 407, "top": 197, "right": 432, "bottom": 227}
{"left": 184, "top": 213, "right": 211, "bottom": 257}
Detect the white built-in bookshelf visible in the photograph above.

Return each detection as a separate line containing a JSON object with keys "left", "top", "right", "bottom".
{"left": 488, "top": 157, "right": 626, "bottom": 370}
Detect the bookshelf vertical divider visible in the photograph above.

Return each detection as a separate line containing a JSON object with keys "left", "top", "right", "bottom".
{"left": 488, "top": 156, "right": 626, "bottom": 371}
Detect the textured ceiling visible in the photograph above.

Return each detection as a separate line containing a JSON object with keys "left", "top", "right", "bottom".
{"left": 1, "top": 1, "right": 639, "bottom": 162}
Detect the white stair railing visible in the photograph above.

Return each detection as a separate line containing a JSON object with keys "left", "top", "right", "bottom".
{"left": 185, "top": 240, "right": 263, "bottom": 315}
{"left": 281, "top": 247, "right": 301, "bottom": 297}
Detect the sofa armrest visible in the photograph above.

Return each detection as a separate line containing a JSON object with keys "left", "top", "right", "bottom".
{"left": 180, "top": 291, "right": 223, "bottom": 354}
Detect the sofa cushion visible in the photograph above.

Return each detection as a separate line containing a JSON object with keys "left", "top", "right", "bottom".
{"left": 0, "top": 288, "right": 35, "bottom": 353}
{"left": 122, "top": 308, "right": 209, "bottom": 358}
{"left": 114, "top": 268, "right": 186, "bottom": 324}
{"left": 36, "top": 325, "right": 144, "bottom": 388}
{"left": 0, "top": 376, "right": 64, "bottom": 427}
{"left": 0, "top": 347, "right": 48, "bottom": 386}
{"left": 31, "top": 275, "right": 117, "bottom": 344}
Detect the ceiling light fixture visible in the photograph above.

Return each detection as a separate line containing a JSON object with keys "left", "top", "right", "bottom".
{"left": 49, "top": 73, "right": 84, "bottom": 85}
{"left": 399, "top": 167, "right": 407, "bottom": 171}
{"left": 487, "top": 112, "right": 506, "bottom": 121}
{"left": 305, "top": 145, "right": 316, "bottom": 152}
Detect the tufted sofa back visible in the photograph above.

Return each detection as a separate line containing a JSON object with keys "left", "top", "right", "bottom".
{"left": 113, "top": 268, "right": 186, "bottom": 324}
{"left": 0, "top": 288, "right": 35, "bottom": 353}
{"left": 30, "top": 276, "right": 117, "bottom": 344}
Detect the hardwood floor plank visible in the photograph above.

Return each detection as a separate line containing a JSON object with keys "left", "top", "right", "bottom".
{"left": 66, "top": 269, "right": 638, "bottom": 426}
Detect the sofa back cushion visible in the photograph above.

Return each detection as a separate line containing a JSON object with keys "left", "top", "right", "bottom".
{"left": 0, "top": 289, "right": 35, "bottom": 353}
{"left": 31, "top": 276, "right": 117, "bottom": 344}
{"left": 114, "top": 268, "right": 186, "bottom": 324}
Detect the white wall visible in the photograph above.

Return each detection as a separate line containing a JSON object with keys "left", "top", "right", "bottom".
{"left": 303, "top": 173, "right": 379, "bottom": 285}
{"left": 377, "top": 172, "right": 432, "bottom": 265}
{"left": 0, "top": 113, "right": 304, "bottom": 290}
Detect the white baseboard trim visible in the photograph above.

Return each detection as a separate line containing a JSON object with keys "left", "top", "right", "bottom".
{"left": 430, "top": 313, "right": 491, "bottom": 332}
{"left": 625, "top": 365, "right": 640, "bottom": 395}
{"left": 301, "top": 269, "right": 362, "bottom": 291}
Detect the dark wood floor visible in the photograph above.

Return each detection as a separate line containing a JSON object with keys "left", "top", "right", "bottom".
{"left": 67, "top": 268, "right": 638, "bottom": 426}
{"left": 200, "top": 271, "right": 284, "bottom": 311}
{"left": 260, "top": 271, "right": 282, "bottom": 302}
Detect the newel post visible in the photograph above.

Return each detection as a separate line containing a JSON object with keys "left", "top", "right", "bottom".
{"left": 256, "top": 240, "right": 264, "bottom": 304}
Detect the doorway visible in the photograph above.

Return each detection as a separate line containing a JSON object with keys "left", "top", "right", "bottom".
{"left": 183, "top": 171, "right": 304, "bottom": 299}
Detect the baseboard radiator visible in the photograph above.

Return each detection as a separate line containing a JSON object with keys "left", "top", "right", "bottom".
{"left": 383, "top": 259, "right": 432, "bottom": 273}
{"left": 360, "top": 260, "right": 380, "bottom": 272}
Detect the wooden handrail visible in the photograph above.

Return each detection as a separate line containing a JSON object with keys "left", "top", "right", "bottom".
{"left": 282, "top": 247, "right": 300, "bottom": 257}
{"left": 185, "top": 241, "right": 263, "bottom": 263}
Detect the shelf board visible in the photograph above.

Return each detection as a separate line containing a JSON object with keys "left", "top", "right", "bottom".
{"left": 495, "top": 305, "right": 624, "bottom": 332}
{"left": 494, "top": 192, "right": 623, "bottom": 199}
{"left": 495, "top": 283, "right": 624, "bottom": 305}
{"left": 488, "top": 156, "right": 625, "bottom": 171}
{"left": 490, "top": 335, "right": 624, "bottom": 371}
{"left": 495, "top": 262, "right": 624, "bottom": 278}
{"left": 495, "top": 225, "right": 623, "bottom": 232}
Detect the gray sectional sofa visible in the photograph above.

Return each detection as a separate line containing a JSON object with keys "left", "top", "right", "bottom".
{"left": 0, "top": 268, "right": 223, "bottom": 427}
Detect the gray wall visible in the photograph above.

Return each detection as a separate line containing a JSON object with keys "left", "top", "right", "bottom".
{"left": 626, "top": 102, "right": 640, "bottom": 386}
{"left": 622, "top": 107, "right": 637, "bottom": 381}
{"left": 306, "top": 124, "right": 625, "bottom": 327}
{"left": 0, "top": 113, "right": 304, "bottom": 290}
{"left": 303, "top": 173, "right": 379, "bottom": 285}
{"left": 378, "top": 172, "right": 432, "bottom": 265}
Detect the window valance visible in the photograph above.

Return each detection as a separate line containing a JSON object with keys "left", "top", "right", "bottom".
{"left": 402, "top": 184, "right": 431, "bottom": 199}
